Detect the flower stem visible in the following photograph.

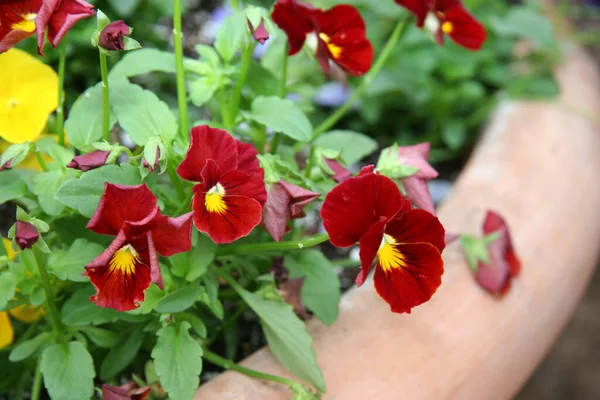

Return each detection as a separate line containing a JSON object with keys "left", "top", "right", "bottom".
{"left": 216, "top": 233, "right": 329, "bottom": 256}
{"left": 34, "top": 151, "right": 48, "bottom": 172}
{"left": 30, "top": 247, "right": 66, "bottom": 347}
{"left": 269, "top": 42, "right": 289, "bottom": 154}
{"left": 227, "top": 42, "right": 255, "bottom": 130}
{"left": 173, "top": 0, "right": 189, "bottom": 139}
{"left": 99, "top": 51, "right": 110, "bottom": 142}
{"left": 56, "top": 40, "right": 67, "bottom": 147}
{"left": 203, "top": 349, "right": 302, "bottom": 389}
{"left": 31, "top": 359, "right": 42, "bottom": 400}
{"left": 311, "top": 16, "right": 410, "bottom": 140}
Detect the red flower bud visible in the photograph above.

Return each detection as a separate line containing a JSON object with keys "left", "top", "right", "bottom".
{"left": 98, "top": 20, "right": 130, "bottom": 51}
{"left": 15, "top": 221, "right": 39, "bottom": 250}
{"left": 0, "top": 160, "right": 12, "bottom": 172}
{"left": 248, "top": 18, "right": 269, "bottom": 45}
{"left": 143, "top": 146, "right": 160, "bottom": 173}
{"left": 67, "top": 150, "right": 110, "bottom": 172}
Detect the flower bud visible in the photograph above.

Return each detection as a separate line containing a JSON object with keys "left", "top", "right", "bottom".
{"left": 15, "top": 221, "right": 39, "bottom": 250}
{"left": 248, "top": 18, "right": 269, "bottom": 45}
{"left": 98, "top": 20, "right": 130, "bottom": 51}
{"left": 67, "top": 150, "right": 110, "bottom": 172}
{"left": 0, "top": 160, "right": 12, "bottom": 172}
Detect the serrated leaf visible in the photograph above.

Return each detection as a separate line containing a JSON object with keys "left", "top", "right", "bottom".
{"left": 0, "top": 170, "right": 28, "bottom": 205}
{"left": 9, "top": 332, "right": 53, "bottom": 362}
{"left": 55, "top": 164, "right": 141, "bottom": 218}
{"left": 110, "top": 80, "right": 178, "bottom": 145}
{"left": 247, "top": 96, "right": 313, "bottom": 142}
{"left": 65, "top": 82, "right": 117, "bottom": 149}
{"left": 314, "top": 130, "right": 377, "bottom": 165}
{"left": 189, "top": 77, "right": 220, "bottom": 108}
{"left": 231, "top": 281, "right": 325, "bottom": 391}
{"left": 110, "top": 48, "right": 176, "bottom": 78}
{"left": 285, "top": 250, "right": 340, "bottom": 326}
{"left": 100, "top": 327, "right": 145, "bottom": 380}
{"left": 154, "top": 284, "right": 201, "bottom": 313}
{"left": 40, "top": 342, "right": 95, "bottom": 400}
{"left": 214, "top": 10, "right": 247, "bottom": 63}
{"left": 152, "top": 322, "right": 203, "bottom": 400}
{"left": 48, "top": 239, "right": 104, "bottom": 282}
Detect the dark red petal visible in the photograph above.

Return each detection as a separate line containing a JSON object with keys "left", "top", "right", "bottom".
{"left": 145, "top": 231, "right": 164, "bottom": 290}
{"left": 401, "top": 176, "right": 436, "bottom": 215}
{"left": 357, "top": 164, "right": 375, "bottom": 176}
{"left": 218, "top": 168, "right": 267, "bottom": 206}
{"left": 84, "top": 231, "right": 152, "bottom": 312}
{"left": 177, "top": 125, "right": 238, "bottom": 182}
{"left": 323, "top": 157, "right": 352, "bottom": 183}
{"left": 280, "top": 180, "right": 320, "bottom": 217}
{"left": 192, "top": 191, "right": 263, "bottom": 244}
{"left": 318, "top": 4, "right": 366, "bottom": 36}
{"left": 386, "top": 209, "right": 446, "bottom": 252}
{"left": 356, "top": 219, "right": 386, "bottom": 287}
{"left": 271, "top": 0, "right": 317, "bottom": 55}
{"left": 0, "top": 0, "right": 43, "bottom": 53}
{"left": 86, "top": 183, "right": 158, "bottom": 236}
{"left": 394, "top": 0, "right": 429, "bottom": 27}
{"left": 321, "top": 172, "right": 408, "bottom": 247}
{"left": 15, "top": 221, "right": 39, "bottom": 250}
{"left": 36, "top": 0, "right": 95, "bottom": 55}
{"left": 66, "top": 150, "right": 110, "bottom": 172}
{"left": 98, "top": 20, "right": 130, "bottom": 51}
{"left": 474, "top": 242, "right": 511, "bottom": 295}
{"left": 442, "top": 5, "right": 487, "bottom": 51}
{"left": 483, "top": 210, "right": 520, "bottom": 277}
{"left": 235, "top": 140, "right": 263, "bottom": 176}
{"left": 432, "top": 0, "right": 463, "bottom": 13}
{"left": 148, "top": 212, "right": 194, "bottom": 257}
{"left": 373, "top": 242, "right": 444, "bottom": 314}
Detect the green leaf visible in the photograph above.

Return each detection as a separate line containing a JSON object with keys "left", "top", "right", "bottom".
{"left": 214, "top": 10, "right": 247, "bottom": 63}
{"left": 170, "top": 233, "right": 215, "bottom": 282}
{"left": 40, "top": 342, "right": 95, "bottom": 400}
{"left": 100, "top": 327, "right": 145, "bottom": 380}
{"left": 32, "top": 170, "right": 78, "bottom": 216}
{"left": 441, "top": 120, "right": 467, "bottom": 151}
{"left": 247, "top": 96, "right": 313, "bottom": 142}
{"left": 48, "top": 239, "right": 104, "bottom": 282}
{"left": 152, "top": 322, "right": 203, "bottom": 400}
{"left": 285, "top": 250, "right": 341, "bottom": 326}
{"left": 199, "top": 274, "right": 224, "bottom": 319}
{"left": 9, "top": 332, "right": 53, "bottom": 362}
{"left": 182, "top": 314, "right": 207, "bottom": 338}
{"left": 55, "top": 164, "right": 141, "bottom": 218}
{"left": 231, "top": 281, "right": 326, "bottom": 391}
{"left": 154, "top": 284, "right": 201, "bottom": 314}
{"left": 194, "top": 44, "right": 221, "bottom": 68}
{"left": 35, "top": 137, "right": 74, "bottom": 165}
{"left": 110, "top": 80, "right": 178, "bottom": 145}
{"left": 107, "top": 0, "right": 141, "bottom": 17}
{"left": 61, "top": 288, "right": 122, "bottom": 326}
{"left": 122, "top": 36, "right": 142, "bottom": 51}
{"left": 0, "top": 272, "right": 18, "bottom": 310}
{"left": 0, "top": 170, "right": 27, "bottom": 205}
{"left": 135, "top": 283, "right": 166, "bottom": 314}
{"left": 314, "top": 130, "right": 378, "bottom": 165}
{"left": 189, "top": 77, "right": 220, "bottom": 108}
{"left": 110, "top": 48, "right": 176, "bottom": 78}
{"left": 246, "top": 60, "right": 279, "bottom": 97}
{"left": 80, "top": 327, "right": 119, "bottom": 348}
{"left": 65, "top": 82, "right": 117, "bottom": 149}
{"left": 0, "top": 142, "right": 32, "bottom": 168}
{"left": 489, "top": 6, "right": 554, "bottom": 46}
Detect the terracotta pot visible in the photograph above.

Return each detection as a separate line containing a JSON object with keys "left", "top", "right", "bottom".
{"left": 195, "top": 47, "right": 600, "bottom": 399}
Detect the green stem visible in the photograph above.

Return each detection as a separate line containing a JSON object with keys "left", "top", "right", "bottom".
{"left": 311, "top": 16, "right": 410, "bottom": 140}
{"left": 269, "top": 42, "right": 289, "bottom": 154}
{"left": 34, "top": 151, "right": 48, "bottom": 172}
{"left": 227, "top": 42, "right": 255, "bottom": 130}
{"left": 99, "top": 51, "right": 110, "bottom": 141}
{"left": 56, "top": 40, "right": 67, "bottom": 146}
{"left": 31, "top": 247, "right": 66, "bottom": 347}
{"left": 231, "top": 0, "right": 241, "bottom": 11}
{"left": 31, "top": 359, "right": 42, "bottom": 400}
{"left": 173, "top": 0, "right": 189, "bottom": 139}
{"left": 302, "top": 145, "right": 316, "bottom": 178}
{"left": 217, "top": 233, "right": 329, "bottom": 256}
{"left": 203, "top": 349, "right": 302, "bottom": 389}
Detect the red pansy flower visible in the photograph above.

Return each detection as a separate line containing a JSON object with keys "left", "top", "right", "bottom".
{"left": 177, "top": 125, "right": 267, "bottom": 244}
{"left": 474, "top": 211, "right": 521, "bottom": 295}
{"left": 0, "top": 0, "right": 95, "bottom": 55}
{"left": 263, "top": 180, "right": 320, "bottom": 241}
{"left": 102, "top": 382, "right": 150, "bottom": 400}
{"left": 321, "top": 165, "right": 445, "bottom": 313}
{"left": 84, "top": 183, "right": 193, "bottom": 312}
{"left": 394, "top": 0, "right": 486, "bottom": 50}
{"left": 397, "top": 142, "right": 439, "bottom": 215}
{"left": 272, "top": 0, "right": 373, "bottom": 76}
{"left": 66, "top": 150, "right": 110, "bottom": 172}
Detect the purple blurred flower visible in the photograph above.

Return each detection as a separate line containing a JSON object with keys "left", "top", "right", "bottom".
{"left": 314, "top": 82, "right": 350, "bottom": 107}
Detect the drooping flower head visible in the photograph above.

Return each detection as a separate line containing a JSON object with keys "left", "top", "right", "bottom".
{"left": 66, "top": 149, "right": 110, "bottom": 172}
{"left": 102, "top": 382, "right": 151, "bottom": 400}
{"left": 15, "top": 220, "right": 39, "bottom": 250}
{"left": 84, "top": 183, "right": 193, "bottom": 311}
{"left": 394, "top": 0, "right": 486, "bottom": 50}
{"left": 0, "top": 0, "right": 95, "bottom": 55}
{"left": 272, "top": 0, "right": 374, "bottom": 76}
{"left": 177, "top": 126, "right": 267, "bottom": 244}
{"left": 321, "top": 166, "right": 446, "bottom": 313}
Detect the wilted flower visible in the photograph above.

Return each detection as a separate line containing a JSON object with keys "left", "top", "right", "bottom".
{"left": 397, "top": 143, "right": 439, "bottom": 214}
{"left": 177, "top": 126, "right": 267, "bottom": 244}
{"left": 84, "top": 183, "right": 193, "bottom": 311}
{"left": 263, "top": 181, "right": 320, "bottom": 241}
{"left": 102, "top": 382, "right": 151, "bottom": 400}
{"left": 66, "top": 150, "right": 110, "bottom": 172}
{"left": 322, "top": 157, "right": 352, "bottom": 183}
{"left": 394, "top": 0, "right": 486, "bottom": 50}
{"left": 321, "top": 166, "right": 445, "bottom": 313}
{"left": 272, "top": 0, "right": 374, "bottom": 76}
{"left": 248, "top": 17, "right": 269, "bottom": 45}
{"left": 15, "top": 221, "right": 39, "bottom": 250}
{"left": 98, "top": 20, "right": 130, "bottom": 51}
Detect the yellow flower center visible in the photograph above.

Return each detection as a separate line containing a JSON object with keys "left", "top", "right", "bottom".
{"left": 441, "top": 21, "right": 454, "bottom": 34}
{"left": 11, "top": 13, "right": 37, "bottom": 33}
{"left": 109, "top": 244, "right": 140, "bottom": 275}
{"left": 205, "top": 182, "right": 227, "bottom": 214}
{"left": 318, "top": 33, "right": 343, "bottom": 59}
{"left": 377, "top": 234, "right": 406, "bottom": 273}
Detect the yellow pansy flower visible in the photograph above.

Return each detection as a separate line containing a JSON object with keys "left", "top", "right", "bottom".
{"left": 0, "top": 48, "right": 58, "bottom": 144}
{"left": 0, "top": 312, "right": 13, "bottom": 349}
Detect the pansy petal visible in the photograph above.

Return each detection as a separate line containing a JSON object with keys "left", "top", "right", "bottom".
{"left": 373, "top": 242, "right": 444, "bottom": 313}
{"left": 401, "top": 176, "right": 436, "bottom": 215}
{"left": 219, "top": 168, "right": 267, "bottom": 206}
{"left": 236, "top": 140, "right": 262, "bottom": 176}
{"left": 357, "top": 220, "right": 386, "bottom": 287}
{"left": 87, "top": 183, "right": 158, "bottom": 236}
{"left": 148, "top": 212, "right": 194, "bottom": 257}
{"left": 387, "top": 209, "right": 446, "bottom": 252}
{"left": 394, "top": 0, "right": 429, "bottom": 27}
{"left": 280, "top": 180, "right": 320, "bottom": 217}
{"left": 441, "top": 5, "right": 486, "bottom": 51}
{"left": 323, "top": 157, "right": 352, "bottom": 183}
{"left": 36, "top": 0, "right": 95, "bottom": 54}
{"left": 0, "top": 0, "right": 43, "bottom": 53}
{"left": 192, "top": 192, "right": 263, "bottom": 244}
{"left": 321, "top": 172, "right": 406, "bottom": 247}
{"left": 271, "top": 0, "right": 316, "bottom": 55}
{"left": 177, "top": 125, "right": 238, "bottom": 182}
{"left": 0, "top": 311, "right": 14, "bottom": 349}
